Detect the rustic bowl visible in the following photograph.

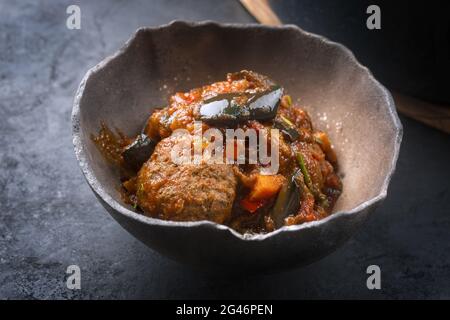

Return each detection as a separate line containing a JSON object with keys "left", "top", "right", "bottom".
{"left": 72, "top": 21, "right": 402, "bottom": 273}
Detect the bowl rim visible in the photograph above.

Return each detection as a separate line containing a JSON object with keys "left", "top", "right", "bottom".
{"left": 72, "top": 20, "right": 403, "bottom": 241}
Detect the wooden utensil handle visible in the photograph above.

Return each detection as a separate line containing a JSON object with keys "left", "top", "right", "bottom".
{"left": 240, "top": 0, "right": 282, "bottom": 26}
{"left": 392, "top": 92, "right": 450, "bottom": 134}
{"left": 240, "top": 0, "right": 450, "bottom": 134}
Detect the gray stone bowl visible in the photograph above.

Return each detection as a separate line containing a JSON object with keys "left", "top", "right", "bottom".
{"left": 72, "top": 21, "right": 402, "bottom": 273}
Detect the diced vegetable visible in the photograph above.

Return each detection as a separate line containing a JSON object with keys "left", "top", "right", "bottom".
{"left": 122, "top": 133, "right": 157, "bottom": 171}
{"left": 199, "top": 86, "right": 283, "bottom": 124}
{"left": 281, "top": 95, "right": 292, "bottom": 107}
{"left": 314, "top": 131, "right": 337, "bottom": 163}
{"left": 240, "top": 197, "right": 266, "bottom": 213}
{"left": 248, "top": 174, "right": 285, "bottom": 201}
{"left": 123, "top": 177, "right": 137, "bottom": 193}
{"left": 273, "top": 114, "right": 300, "bottom": 141}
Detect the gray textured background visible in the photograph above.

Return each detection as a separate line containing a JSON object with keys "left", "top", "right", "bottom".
{"left": 0, "top": 0, "right": 449, "bottom": 299}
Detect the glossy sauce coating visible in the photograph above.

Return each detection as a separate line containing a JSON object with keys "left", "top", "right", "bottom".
{"left": 93, "top": 71, "right": 342, "bottom": 234}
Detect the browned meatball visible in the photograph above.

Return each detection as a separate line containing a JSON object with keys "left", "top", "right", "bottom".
{"left": 136, "top": 133, "right": 237, "bottom": 224}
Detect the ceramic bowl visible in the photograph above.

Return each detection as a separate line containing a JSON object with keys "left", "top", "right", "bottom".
{"left": 72, "top": 21, "right": 402, "bottom": 273}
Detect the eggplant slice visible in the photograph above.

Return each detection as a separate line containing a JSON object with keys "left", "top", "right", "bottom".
{"left": 122, "top": 134, "right": 157, "bottom": 171}
{"left": 199, "top": 86, "right": 283, "bottom": 125}
{"left": 270, "top": 170, "right": 302, "bottom": 229}
{"left": 273, "top": 115, "right": 300, "bottom": 141}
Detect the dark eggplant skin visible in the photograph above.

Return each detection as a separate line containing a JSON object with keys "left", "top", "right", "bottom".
{"left": 247, "top": 86, "right": 283, "bottom": 121}
{"left": 122, "top": 134, "right": 156, "bottom": 171}
{"left": 270, "top": 170, "right": 301, "bottom": 229}
{"left": 198, "top": 93, "right": 247, "bottom": 124}
{"left": 273, "top": 115, "right": 300, "bottom": 141}
{"left": 199, "top": 86, "right": 283, "bottom": 125}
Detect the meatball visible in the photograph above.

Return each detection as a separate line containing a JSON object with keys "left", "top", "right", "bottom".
{"left": 136, "top": 133, "right": 237, "bottom": 224}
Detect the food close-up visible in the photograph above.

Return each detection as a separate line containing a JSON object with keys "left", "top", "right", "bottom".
{"left": 1, "top": 0, "right": 449, "bottom": 304}
{"left": 92, "top": 71, "right": 342, "bottom": 234}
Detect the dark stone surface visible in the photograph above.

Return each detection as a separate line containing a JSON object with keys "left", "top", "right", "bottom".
{"left": 269, "top": 0, "right": 450, "bottom": 104}
{"left": 0, "top": 0, "right": 449, "bottom": 299}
